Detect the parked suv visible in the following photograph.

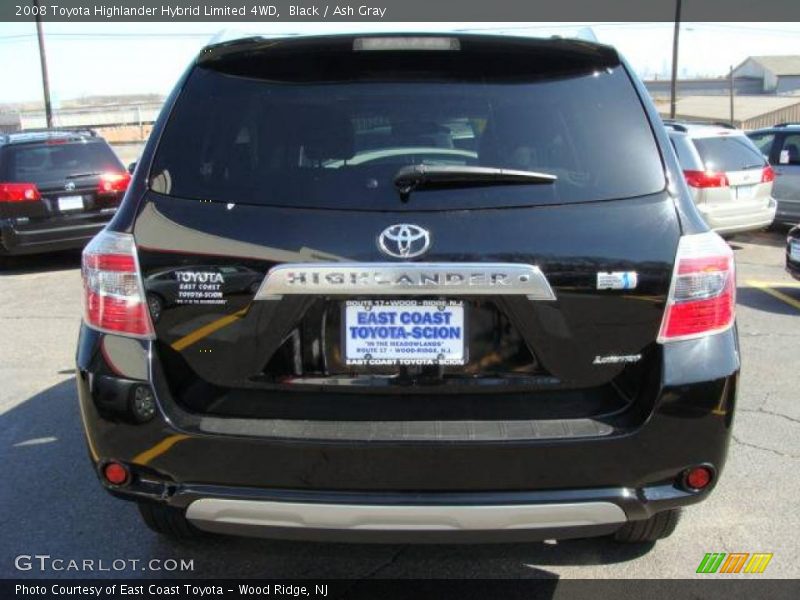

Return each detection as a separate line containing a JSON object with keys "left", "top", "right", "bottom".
{"left": 77, "top": 34, "right": 739, "bottom": 544}
{"left": 0, "top": 129, "right": 129, "bottom": 263}
{"left": 748, "top": 123, "right": 800, "bottom": 226}
{"left": 665, "top": 121, "right": 776, "bottom": 235}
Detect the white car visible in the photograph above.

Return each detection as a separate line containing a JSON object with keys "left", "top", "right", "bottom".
{"left": 665, "top": 121, "right": 777, "bottom": 235}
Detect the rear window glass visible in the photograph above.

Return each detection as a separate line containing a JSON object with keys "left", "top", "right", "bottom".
{"left": 2, "top": 141, "right": 122, "bottom": 185}
{"left": 150, "top": 59, "right": 666, "bottom": 210}
{"left": 693, "top": 136, "right": 766, "bottom": 172}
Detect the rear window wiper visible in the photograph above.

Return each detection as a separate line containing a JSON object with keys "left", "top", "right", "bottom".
{"left": 65, "top": 171, "right": 102, "bottom": 179}
{"left": 393, "top": 165, "right": 557, "bottom": 202}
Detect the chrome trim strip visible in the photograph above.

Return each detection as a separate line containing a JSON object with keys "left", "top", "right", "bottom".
{"left": 254, "top": 262, "right": 556, "bottom": 300}
{"left": 187, "top": 499, "right": 626, "bottom": 532}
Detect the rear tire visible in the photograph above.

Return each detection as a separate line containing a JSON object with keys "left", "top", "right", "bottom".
{"left": 612, "top": 509, "right": 681, "bottom": 543}
{"left": 137, "top": 502, "right": 203, "bottom": 540}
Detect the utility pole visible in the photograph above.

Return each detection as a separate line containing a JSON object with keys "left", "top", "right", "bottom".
{"left": 33, "top": 0, "right": 53, "bottom": 128}
{"left": 669, "top": 0, "right": 682, "bottom": 119}
{"left": 729, "top": 65, "right": 735, "bottom": 126}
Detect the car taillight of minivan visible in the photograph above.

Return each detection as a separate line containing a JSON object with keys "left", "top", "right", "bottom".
{"left": 0, "top": 182, "right": 41, "bottom": 202}
{"left": 683, "top": 170, "right": 729, "bottom": 188}
{"left": 658, "top": 232, "right": 735, "bottom": 343}
{"left": 761, "top": 166, "right": 775, "bottom": 183}
{"left": 97, "top": 171, "right": 131, "bottom": 195}
{"left": 82, "top": 230, "right": 154, "bottom": 338}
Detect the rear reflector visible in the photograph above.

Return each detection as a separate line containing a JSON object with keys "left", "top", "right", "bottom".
{"left": 102, "top": 461, "right": 130, "bottom": 486}
{"left": 683, "top": 170, "right": 729, "bottom": 188}
{"left": 0, "top": 182, "right": 41, "bottom": 202}
{"left": 82, "top": 230, "right": 154, "bottom": 338}
{"left": 685, "top": 466, "right": 713, "bottom": 491}
{"left": 658, "top": 232, "right": 735, "bottom": 343}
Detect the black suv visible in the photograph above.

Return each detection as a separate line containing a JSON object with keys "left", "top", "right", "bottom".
{"left": 0, "top": 129, "right": 129, "bottom": 263}
{"left": 77, "top": 34, "right": 739, "bottom": 544}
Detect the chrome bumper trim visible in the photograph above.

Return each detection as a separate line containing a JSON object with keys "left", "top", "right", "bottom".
{"left": 186, "top": 499, "right": 625, "bottom": 532}
{"left": 254, "top": 262, "right": 556, "bottom": 300}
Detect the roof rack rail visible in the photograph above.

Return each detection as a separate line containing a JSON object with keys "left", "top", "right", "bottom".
{"left": 774, "top": 122, "right": 800, "bottom": 128}
{"left": 18, "top": 127, "right": 97, "bottom": 137}
{"left": 711, "top": 122, "right": 736, "bottom": 129}
{"left": 661, "top": 120, "right": 688, "bottom": 133}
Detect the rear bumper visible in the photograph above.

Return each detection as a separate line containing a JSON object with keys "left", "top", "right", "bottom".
{"left": 775, "top": 199, "right": 800, "bottom": 226}
{"left": 698, "top": 198, "right": 777, "bottom": 235}
{"left": 77, "top": 325, "right": 739, "bottom": 541}
{"left": 0, "top": 214, "right": 110, "bottom": 256}
{"left": 183, "top": 494, "right": 626, "bottom": 542}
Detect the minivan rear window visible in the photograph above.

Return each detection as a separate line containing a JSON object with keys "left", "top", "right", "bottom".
{"left": 693, "top": 136, "right": 767, "bottom": 173}
{"left": 150, "top": 58, "right": 666, "bottom": 210}
{"left": 2, "top": 141, "right": 122, "bottom": 185}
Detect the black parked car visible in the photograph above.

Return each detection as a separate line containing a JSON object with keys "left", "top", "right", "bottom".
{"left": 788, "top": 226, "right": 800, "bottom": 280}
{"left": 77, "top": 34, "right": 739, "bottom": 544}
{"left": 0, "top": 129, "right": 130, "bottom": 264}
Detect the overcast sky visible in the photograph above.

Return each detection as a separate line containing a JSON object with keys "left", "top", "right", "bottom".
{"left": 1, "top": 21, "right": 799, "bottom": 105}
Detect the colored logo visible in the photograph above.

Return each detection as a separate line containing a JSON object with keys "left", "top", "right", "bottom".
{"left": 696, "top": 552, "right": 773, "bottom": 574}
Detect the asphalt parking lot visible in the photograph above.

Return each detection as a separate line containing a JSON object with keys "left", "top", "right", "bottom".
{"left": 0, "top": 229, "right": 798, "bottom": 580}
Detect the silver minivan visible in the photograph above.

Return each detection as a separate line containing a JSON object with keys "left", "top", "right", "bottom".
{"left": 666, "top": 121, "right": 776, "bottom": 235}
{"left": 748, "top": 123, "right": 800, "bottom": 226}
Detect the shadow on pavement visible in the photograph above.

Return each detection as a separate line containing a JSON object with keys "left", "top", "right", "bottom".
{"left": 738, "top": 285, "right": 800, "bottom": 316}
{"left": 729, "top": 229, "right": 788, "bottom": 249}
{"left": 0, "top": 378, "right": 653, "bottom": 580}
{"left": 0, "top": 250, "right": 82, "bottom": 276}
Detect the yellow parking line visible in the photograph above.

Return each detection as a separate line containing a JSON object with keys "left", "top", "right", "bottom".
{"left": 171, "top": 306, "right": 249, "bottom": 352}
{"left": 746, "top": 280, "right": 800, "bottom": 312}
{"left": 742, "top": 280, "right": 800, "bottom": 289}
{"left": 133, "top": 434, "right": 190, "bottom": 466}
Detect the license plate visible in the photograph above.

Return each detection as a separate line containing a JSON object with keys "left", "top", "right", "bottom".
{"left": 343, "top": 300, "right": 466, "bottom": 366}
{"left": 791, "top": 241, "right": 800, "bottom": 262}
{"left": 58, "top": 195, "right": 83, "bottom": 211}
{"left": 735, "top": 185, "right": 757, "bottom": 200}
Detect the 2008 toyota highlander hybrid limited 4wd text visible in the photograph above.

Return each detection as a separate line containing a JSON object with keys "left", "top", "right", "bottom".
{"left": 76, "top": 34, "right": 739, "bottom": 544}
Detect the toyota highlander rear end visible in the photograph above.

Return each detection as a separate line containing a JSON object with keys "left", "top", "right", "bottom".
{"left": 76, "top": 34, "right": 739, "bottom": 544}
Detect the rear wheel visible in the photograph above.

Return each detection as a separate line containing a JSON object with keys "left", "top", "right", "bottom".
{"left": 137, "top": 502, "right": 203, "bottom": 540}
{"left": 613, "top": 509, "right": 681, "bottom": 543}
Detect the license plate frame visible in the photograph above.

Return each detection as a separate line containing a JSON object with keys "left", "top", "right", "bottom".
{"left": 734, "top": 184, "right": 757, "bottom": 200}
{"left": 57, "top": 195, "right": 84, "bottom": 212}
{"left": 343, "top": 300, "right": 466, "bottom": 366}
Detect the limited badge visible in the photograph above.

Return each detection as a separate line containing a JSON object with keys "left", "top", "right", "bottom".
{"left": 597, "top": 271, "right": 638, "bottom": 290}
{"left": 593, "top": 354, "right": 642, "bottom": 365}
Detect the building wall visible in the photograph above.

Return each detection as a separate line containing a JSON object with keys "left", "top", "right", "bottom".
{"left": 732, "top": 58, "right": 765, "bottom": 79}
{"left": 776, "top": 76, "right": 800, "bottom": 95}
{"left": 645, "top": 78, "right": 762, "bottom": 99}
{"left": 743, "top": 104, "right": 800, "bottom": 130}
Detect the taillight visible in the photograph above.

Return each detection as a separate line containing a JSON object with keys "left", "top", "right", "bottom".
{"left": 683, "top": 170, "right": 729, "bottom": 188}
{"left": 761, "top": 166, "right": 775, "bottom": 183}
{"left": 0, "top": 182, "right": 41, "bottom": 202}
{"left": 658, "top": 232, "right": 735, "bottom": 343}
{"left": 82, "top": 230, "right": 154, "bottom": 338}
{"left": 97, "top": 171, "right": 131, "bottom": 194}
